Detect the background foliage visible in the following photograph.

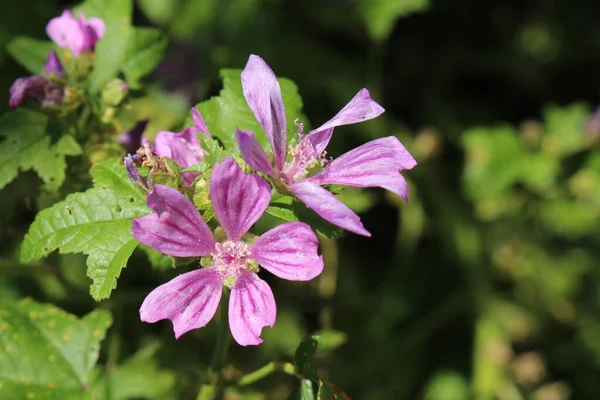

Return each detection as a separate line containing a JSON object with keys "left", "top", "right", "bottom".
{"left": 2, "top": 0, "right": 600, "bottom": 399}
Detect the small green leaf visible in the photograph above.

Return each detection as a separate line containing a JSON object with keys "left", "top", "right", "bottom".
{"left": 121, "top": 28, "right": 168, "bottom": 89}
{"left": 543, "top": 103, "right": 590, "bottom": 156}
{"left": 196, "top": 69, "right": 305, "bottom": 147}
{"left": 0, "top": 109, "right": 82, "bottom": 191}
{"left": 6, "top": 37, "right": 55, "bottom": 74}
{"left": 266, "top": 194, "right": 341, "bottom": 238}
{"left": 0, "top": 299, "right": 111, "bottom": 398}
{"left": 21, "top": 158, "right": 149, "bottom": 300}
{"left": 462, "top": 125, "right": 524, "bottom": 200}
{"left": 91, "top": 342, "right": 176, "bottom": 400}
{"left": 311, "top": 330, "right": 347, "bottom": 351}
{"left": 265, "top": 194, "right": 298, "bottom": 222}
{"left": 294, "top": 336, "right": 319, "bottom": 381}
{"left": 140, "top": 245, "right": 173, "bottom": 270}
{"left": 357, "top": 0, "right": 430, "bottom": 42}
{"left": 84, "top": 0, "right": 134, "bottom": 93}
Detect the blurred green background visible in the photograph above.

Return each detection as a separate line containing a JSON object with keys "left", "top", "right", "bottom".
{"left": 3, "top": 0, "right": 600, "bottom": 399}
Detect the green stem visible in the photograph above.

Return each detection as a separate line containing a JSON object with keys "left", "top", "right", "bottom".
{"left": 212, "top": 289, "right": 231, "bottom": 399}
{"left": 237, "top": 362, "right": 296, "bottom": 386}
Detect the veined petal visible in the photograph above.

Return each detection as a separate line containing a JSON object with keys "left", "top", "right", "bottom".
{"left": 306, "top": 137, "right": 417, "bottom": 201}
{"left": 251, "top": 222, "right": 323, "bottom": 281}
{"left": 192, "top": 108, "right": 210, "bottom": 135}
{"left": 132, "top": 184, "right": 216, "bottom": 257}
{"left": 229, "top": 270, "right": 276, "bottom": 346}
{"left": 210, "top": 158, "right": 271, "bottom": 241}
{"left": 140, "top": 267, "right": 223, "bottom": 339}
{"left": 236, "top": 128, "right": 274, "bottom": 175}
{"left": 290, "top": 181, "right": 371, "bottom": 237}
{"left": 46, "top": 10, "right": 85, "bottom": 55}
{"left": 155, "top": 128, "right": 203, "bottom": 168}
{"left": 307, "top": 88, "right": 385, "bottom": 153}
{"left": 241, "top": 54, "right": 287, "bottom": 170}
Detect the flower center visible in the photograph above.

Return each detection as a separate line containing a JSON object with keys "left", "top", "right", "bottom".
{"left": 283, "top": 120, "right": 330, "bottom": 184}
{"left": 211, "top": 240, "right": 252, "bottom": 279}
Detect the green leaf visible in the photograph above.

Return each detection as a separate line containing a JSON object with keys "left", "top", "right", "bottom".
{"left": 6, "top": 37, "right": 55, "bottom": 74}
{"left": 91, "top": 342, "right": 176, "bottom": 400}
{"left": 294, "top": 336, "right": 319, "bottom": 381}
{"left": 0, "top": 299, "right": 111, "bottom": 399}
{"left": 311, "top": 330, "right": 347, "bottom": 351}
{"left": 357, "top": 0, "right": 430, "bottom": 42}
{"left": 196, "top": 69, "right": 305, "bottom": 147}
{"left": 543, "top": 103, "right": 590, "bottom": 156}
{"left": 265, "top": 194, "right": 340, "bottom": 238}
{"left": 21, "top": 158, "right": 149, "bottom": 300}
{"left": 83, "top": 0, "right": 134, "bottom": 93}
{"left": 462, "top": 125, "right": 524, "bottom": 200}
{"left": 265, "top": 194, "right": 298, "bottom": 222}
{"left": 140, "top": 245, "right": 173, "bottom": 270}
{"left": 0, "top": 109, "right": 82, "bottom": 191}
{"left": 121, "top": 28, "right": 168, "bottom": 89}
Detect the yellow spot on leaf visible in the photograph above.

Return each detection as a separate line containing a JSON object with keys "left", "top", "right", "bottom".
{"left": 48, "top": 382, "right": 57, "bottom": 388}
{"left": 27, "top": 393, "right": 34, "bottom": 399}
{"left": 1, "top": 323, "right": 8, "bottom": 330}
{"left": 47, "top": 308, "right": 58, "bottom": 315}
{"left": 92, "top": 329, "right": 101, "bottom": 337}
{"left": 47, "top": 321, "right": 55, "bottom": 328}
{"left": 4, "top": 345, "right": 12, "bottom": 352}
{"left": 63, "top": 334, "right": 70, "bottom": 342}
{"left": 28, "top": 312, "right": 37, "bottom": 319}
{"left": 48, "top": 355, "right": 55, "bottom": 362}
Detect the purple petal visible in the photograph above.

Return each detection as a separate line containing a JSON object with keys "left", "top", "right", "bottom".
{"left": 46, "top": 10, "right": 86, "bottom": 56}
{"left": 290, "top": 181, "right": 371, "bottom": 237}
{"left": 192, "top": 108, "right": 210, "bottom": 135}
{"left": 132, "top": 184, "right": 216, "bottom": 257}
{"left": 210, "top": 158, "right": 271, "bottom": 241}
{"left": 155, "top": 128, "right": 204, "bottom": 185}
{"left": 236, "top": 128, "right": 274, "bottom": 175}
{"left": 86, "top": 17, "right": 105, "bottom": 40}
{"left": 306, "top": 89, "right": 385, "bottom": 153}
{"left": 228, "top": 270, "right": 276, "bottom": 346}
{"left": 124, "top": 154, "right": 145, "bottom": 187}
{"left": 118, "top": 120, "right": 148, "bottom": 153}
{"left": 44, "top": 50, "right": 64, "bottom": 78}
{"left": 9, "top": 76, "right": 63, "bottom": 109}
{"left": 140, "top": 267, "right": 223, "bottom": 339}
{"left": 241, "top": 55, "right": 287, "bottom": 170}
{"left": 306, "top": 137, "right": 417, "bottom": 201}
{"left": 251, "top": 222, "right": 323, "bottom": 281}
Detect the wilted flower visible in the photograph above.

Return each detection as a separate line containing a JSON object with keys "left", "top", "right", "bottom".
{"left": 132, "top": 158, "right": 323, "bottom": 345}
{"left": 236, "top": 55, "right": 417, "bottom": 236}
{"left": 9, "top": 76, "right": 63, "bottom": 110}
{"left": 154, "top": 108, "right": 210, "bottom": 185}
{"left": 46, "top": 10, "right": 105, "bottom": 56}
{"left": 44, "top": 50, "right": 64, "bottom": 78}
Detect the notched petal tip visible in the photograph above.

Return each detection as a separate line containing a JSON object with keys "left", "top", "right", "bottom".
{"left": 229, "top": 271, "right": 277, "bottom": 346}
{"left": 291, "top": 181, "right": 371, "bottom": 237}
{"left": 251, "top": 222, "right": 325, "bottom": 281}
{"left": 139, "top": 268, "right": 224, "bottom": 339}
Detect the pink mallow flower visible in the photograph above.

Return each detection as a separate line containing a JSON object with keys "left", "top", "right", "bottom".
{"left": 236, "top": 55, "right": 418, "bottom": 237}
{"left": 46, "top": 10, "right": 105, "bottom": 56}
{"left": 154, "top": 108, "right": 210, "bottom": 185}
{"left": 132, "top": 158, "right": 324, "bottom": 345}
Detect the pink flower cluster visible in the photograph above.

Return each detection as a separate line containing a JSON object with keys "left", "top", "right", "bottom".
{"left": 131, "top": 55, "right": 417, "bottom": 346}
